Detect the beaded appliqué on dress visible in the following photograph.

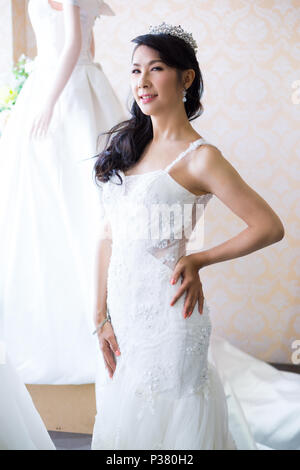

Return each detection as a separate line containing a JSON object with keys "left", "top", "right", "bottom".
{"left": 135, "top": 361, "right": 213, "bottom": 421}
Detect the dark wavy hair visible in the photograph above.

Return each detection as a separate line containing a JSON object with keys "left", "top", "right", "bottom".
{"left": 93, "top": 32, "right": 204, "bottom": 187}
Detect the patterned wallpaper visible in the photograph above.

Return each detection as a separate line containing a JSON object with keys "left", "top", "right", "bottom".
{"left": 93, "top": 0, "right": 300, "bottom": 364}
{"left": 0, "top": 0, "right": 299, "bottom": 363}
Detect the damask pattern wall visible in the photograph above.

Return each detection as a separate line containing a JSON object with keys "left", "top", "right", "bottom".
{"left": 94, "top": 0, "right": 299, "bottom": 364}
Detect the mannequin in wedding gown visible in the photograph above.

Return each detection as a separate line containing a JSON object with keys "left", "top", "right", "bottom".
{"left": 0, "top": 0, "right": 126, "bottom": 384}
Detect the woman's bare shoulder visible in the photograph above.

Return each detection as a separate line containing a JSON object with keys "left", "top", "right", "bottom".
{"left": 191, "top": 142, "right": 225, "bottom": 173}
{"left": 191, "top": 142, "right": 284, "bottom": 238}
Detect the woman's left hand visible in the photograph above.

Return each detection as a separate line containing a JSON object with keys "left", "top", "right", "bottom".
{"left": 169, "top": 254, "right": 204, "bottom": 318}
{"left": 30, "top": 102, "right": 54, "bottom": 140}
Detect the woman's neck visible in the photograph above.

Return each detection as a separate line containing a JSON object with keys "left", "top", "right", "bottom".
{"left": 151, "top": 112, "right": 197, "bottom": 144}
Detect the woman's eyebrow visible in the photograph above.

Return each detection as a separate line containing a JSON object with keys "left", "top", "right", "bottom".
{"left": 132, "top": 59, "right": 164, "bottom": 66}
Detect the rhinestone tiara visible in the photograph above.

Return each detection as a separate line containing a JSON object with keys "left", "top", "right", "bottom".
{"left": 148, "top": 22, "right": 198, "bottom": 53}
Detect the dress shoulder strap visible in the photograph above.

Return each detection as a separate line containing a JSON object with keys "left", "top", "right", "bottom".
{"left": 164, "top": 137, "right": 209, "bottom": 173}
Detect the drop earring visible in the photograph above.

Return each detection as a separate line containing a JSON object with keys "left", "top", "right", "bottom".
{"left": 182, "top": 88, "right": 187, "bottom": 103}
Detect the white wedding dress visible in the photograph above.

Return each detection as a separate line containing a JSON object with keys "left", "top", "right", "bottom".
{"left": 91, "top": 137, "right": 300, "bottom": 450}
{"left": 0, "top": 354, "right": 56, "bottom": 450}
{"left": 0, "top": 310, "right": 55, "bottom": 450}
{"left": 92, "top": 138, "right": 239, "bottom": 450}
{"left": 0, "top": 0, "right": 125, "bottom": 384}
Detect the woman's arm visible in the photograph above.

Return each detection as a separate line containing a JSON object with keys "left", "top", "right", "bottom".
{"left": 93, "top": 220, "right": 112, "bottom": 325}
{"left": 93, "top": 220, "right": 121, "bottom": 378}
{"left": 189, "top": 145, "right": 285, "bottom": 270}
{"left": 30, "top": 4, "right": 82, "bottom": 138}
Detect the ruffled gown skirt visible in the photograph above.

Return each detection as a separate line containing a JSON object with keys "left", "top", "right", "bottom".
{"left": 92, "top": 354, "right": 239, "bottom": 450}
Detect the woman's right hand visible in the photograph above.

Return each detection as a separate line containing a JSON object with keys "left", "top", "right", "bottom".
{"left": 29, "top": 101, "right": 54, "bottom": 140}
{"left": 96, "top": 321, "right": 121, "bottom": 378}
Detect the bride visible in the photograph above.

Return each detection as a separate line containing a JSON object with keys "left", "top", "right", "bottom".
{"left": 91, "top": 23, "right": 300, "bottom": 451}
{"left": 0, "top": 0, "right": 125, "bottom": 384}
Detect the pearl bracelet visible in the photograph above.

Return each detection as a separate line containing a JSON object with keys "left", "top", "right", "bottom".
{"left": 92, "top": 309, "right": 111, "bottom": 335}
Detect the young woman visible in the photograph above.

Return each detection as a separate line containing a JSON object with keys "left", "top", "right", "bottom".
{"left": 0, "top": 0, "right": 126, "bottom": 385}
{"left": 91, "top": 24, "right": 285, "bottom": 450}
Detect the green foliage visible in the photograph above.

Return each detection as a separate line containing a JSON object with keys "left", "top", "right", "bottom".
{"left": 0, "top": 54, "right": 33, "bottom": 111}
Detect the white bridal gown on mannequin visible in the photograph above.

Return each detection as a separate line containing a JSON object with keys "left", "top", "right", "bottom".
{"left": 0, "top": 0, "right": 126, "bottom": 384}
{"left": 0, "top": 350, "right": 56, "bottom": 450}
{"left": 91, "top": 137, "right": 300, "bottom": 450}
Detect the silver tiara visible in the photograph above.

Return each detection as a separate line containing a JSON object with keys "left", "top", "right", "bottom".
{"left": 148, "top": 22, "right": 198, "bottom": 53}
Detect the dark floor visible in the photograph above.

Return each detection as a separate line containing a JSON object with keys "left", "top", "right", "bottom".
{"left": 48, "top": 362, "right": 300, "bottom": 450}
{"left": 48, "top": 430, "right": 92, "bottom": 450}
{"left": 269, "top": 363, "right": 300, "bottom": 373}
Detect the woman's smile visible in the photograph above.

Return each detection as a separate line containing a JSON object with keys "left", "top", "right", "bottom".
{"left": 140, "top": 94, "right": 158, "bottom": 104}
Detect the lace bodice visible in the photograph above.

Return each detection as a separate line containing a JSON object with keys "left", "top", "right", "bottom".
{"left": 99, "top": 137, "right": 214, "bottom": 271}
{"left": 28, "top": 0, "right": 114, "bottom": 66}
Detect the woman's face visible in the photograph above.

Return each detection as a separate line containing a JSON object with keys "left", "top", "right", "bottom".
{"left": 131, "top": 45, "right": 183, "bottom": 116}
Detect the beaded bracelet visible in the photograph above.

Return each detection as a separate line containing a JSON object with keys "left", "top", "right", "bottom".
{"left": 92, "top": 309, "right": 111, "bottom": 335}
